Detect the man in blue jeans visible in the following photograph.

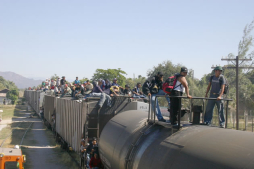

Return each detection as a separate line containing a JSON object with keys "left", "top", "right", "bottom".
{"left": 148, "top": 72, "right": 170, "bottom": 122}
{"left": 204, "top": 66, "right": 225, "bottom": 127}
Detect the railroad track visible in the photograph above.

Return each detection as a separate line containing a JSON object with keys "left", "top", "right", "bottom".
{"left": 0, "top": 121, "right": 34, "bottom": 148}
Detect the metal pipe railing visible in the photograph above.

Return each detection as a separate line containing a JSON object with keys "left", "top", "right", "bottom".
{"left": 150, "top": 95, "right": 233, "bottom": 130}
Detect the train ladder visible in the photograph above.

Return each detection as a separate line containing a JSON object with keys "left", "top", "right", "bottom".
{"left": 87, "top": 108, "right": 100, "bottom": 139}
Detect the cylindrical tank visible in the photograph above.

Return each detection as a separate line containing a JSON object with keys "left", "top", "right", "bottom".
{"left": 99, "top": 110, "right": 254, "bottom": 169}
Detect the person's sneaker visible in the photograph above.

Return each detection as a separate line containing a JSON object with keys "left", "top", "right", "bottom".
{"left": 171, "top": 122, "right": 177, "bottom": 126}
{"left": 166, "top": 120, "right": 171, "bottom": 123}
{"left": 159, "top": 118, "right": 166, "bottom": 122}
{"left": 220, "top": 124, "right": 225, "bottom": 128}
{"left": 206, "top": 122, "right": 212, "bottom": 126}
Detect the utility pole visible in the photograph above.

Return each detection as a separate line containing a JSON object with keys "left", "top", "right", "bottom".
{"left": 212, "top": 56, "right": 253, "bottom": 130}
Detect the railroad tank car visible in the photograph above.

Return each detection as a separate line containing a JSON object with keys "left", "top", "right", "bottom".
{"left": 99, "top": 110, "right": 254, "bottom": 169}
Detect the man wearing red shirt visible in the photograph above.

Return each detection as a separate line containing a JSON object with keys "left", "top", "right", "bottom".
{"left": 89, "top": 153, "right": 102, "bottom": 169}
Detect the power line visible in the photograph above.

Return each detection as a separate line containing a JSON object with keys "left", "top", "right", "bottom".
{"left": 212, "top": 56, "right": 254, "bottom": 130}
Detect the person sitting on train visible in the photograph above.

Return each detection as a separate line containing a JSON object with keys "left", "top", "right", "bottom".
{"left": 132, "top": 82, "right": 146, "bottom": 98}
{"left": 71, "top": 85, "right": 76, "bottom": 97}
{"left": 88, "top": 80, "right": 111, "bottom": 108}
{"left": 54, "top": 85, "right": 60, "bottom": 95}
{"left": 110, "top": 85, "right": 120, "bottom": 96}
{"left": 52, "top": 79, "right": 57, "bottom": 86}
{"left": 100, "top": 79, "right": 106, "bottom": 91}
{"left": 89, "top": 153, "right": 102, "bottom": 169}
{"left": 112, "top": 78, "right": 119, "bottom": 86}
{"left": 61, "top": 84, "right": 72, "bottom": 97}
{"left": 74, "top": 77, "right": 80, "bottom": 85}
{"left": 74, "top": 83, "right": 85, "bottom": 99}
{"left": 82, "top": 81, "right": 87, "bottom": 89}
{"left": 123, "top": 85, "right": 132, "bottom": 97}
{"left": 60, "top": 76, "right": 66, "bottom": 93}
{"left": 104, "top": 79, "right": 111, "bottom": 94}
{"left": 56, "top": 77, "right": 61, "bottom": 87}
{"left": 112, "top": 78, "right": 124, "bottom": 90}
{"left": 43, "top": 86, "right": 49, "bottom": 92}
{"left": 84, "top": 80, "right": 94, "bottom": 96}
{"left": 50, "top": 84, "right": 55, "bottom": 90}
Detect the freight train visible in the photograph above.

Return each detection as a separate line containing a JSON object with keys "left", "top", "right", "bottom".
{"left": 24, "top": 90, "right": 254, "bottom": 169}
{"left": 24, "top": 90, "right": 149, "bottom": 152}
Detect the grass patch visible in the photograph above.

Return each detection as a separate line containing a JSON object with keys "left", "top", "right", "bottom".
{"left": 0, "top": 122, "right": 35, "bottom": 148}
{"left": 0, "top": 105, "right": 15, "bottom": 120}
{"left": 0, "top": 104, "right": 30, "bottom": 120}
{"left": 0, "top": 124, "right": 12, "bottom": 146}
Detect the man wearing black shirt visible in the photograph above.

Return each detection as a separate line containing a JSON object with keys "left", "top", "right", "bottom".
{"left": 123, "top": 85, "right": 131, "bottom": 96}
{"left": 75, "top": 83, "right": 84, "bottom": 99}
{"left": 60, "top": 76, "right": 66, "bottom": 93}
{"left": 150, "top": 72, "right": 170, "bottom": 122}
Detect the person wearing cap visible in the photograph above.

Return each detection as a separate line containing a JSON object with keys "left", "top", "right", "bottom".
{"left": 112, "top": 78, "right": 123, "bottom": 90}
{"left": 204, "top": 66, "right": 225, "bottom": 127}
{"left": 149, "top": 72, "right": 171, "bottom": 122}
{"left": 112, "top": 78, "right": 119, "bottom": 86}
{"left": 74, "top": 77, "right": 80, "bottom": 85}
{"left": 170, "top": 67, "right": 192, "bottom": 125}
{"left": 87, "top": 137, "right": 98, "bottom": 158}
{"left": 123, "top": 84, "right": 132, "bottom": 96}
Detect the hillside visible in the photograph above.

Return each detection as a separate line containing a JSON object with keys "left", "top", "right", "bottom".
{"left": 0, "top": 71, "right": 42, "bottom": 89}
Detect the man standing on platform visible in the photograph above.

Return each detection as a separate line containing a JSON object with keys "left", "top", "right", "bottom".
{"left": 204, "top": 66, "right": 225, "bottom": 128}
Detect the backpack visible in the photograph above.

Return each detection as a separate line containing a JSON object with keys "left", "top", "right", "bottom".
{"left": 210, "top": 75, "right": 228, "bottom": 94}
{"left": 162, "top": 74, "right": 182, "bottom": 95}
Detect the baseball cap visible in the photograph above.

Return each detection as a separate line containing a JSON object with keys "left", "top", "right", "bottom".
{"left": 181, "top": 67, "right": 188, "bottom": 73}
{"left": 125, "top": 84, "right": 130, "bottom": 88}
{"left": 157, "top": 72, "right": 164, "bottom": 76}
{"left": 214, "top": 66, "right": 223, "bottom": 71}
{"left": 113, "top": 78, "right": 117, "bottom": 81}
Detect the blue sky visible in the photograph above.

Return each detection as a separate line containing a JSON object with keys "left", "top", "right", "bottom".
{"left": 0, "top": 0, "right": 253, "bottom": 82}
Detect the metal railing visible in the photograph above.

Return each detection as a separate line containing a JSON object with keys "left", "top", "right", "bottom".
{"left": 148, "top": 95, "right": 233, "bottom": 130}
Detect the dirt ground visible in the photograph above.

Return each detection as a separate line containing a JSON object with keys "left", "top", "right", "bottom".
{"left": 0, "top": 104, "right": 79, "bottom": 169}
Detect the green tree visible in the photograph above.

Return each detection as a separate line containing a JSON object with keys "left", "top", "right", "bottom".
{"left": 6, "top": 89, "right": 19, "bottom": 104}
{"left": 226, "top": 19, "right": 254, "bottom": 70}
{"left": 50, "top": 74, "right": 60, "bottom": 80}
{"left": 0, "top": 76, "right": 18, "bottom": 91}
{"left": 125, "top": 75, "right": 147, "bottom": 89}
{"left": 92, "top": 68, "right": 127, "bottom": 86}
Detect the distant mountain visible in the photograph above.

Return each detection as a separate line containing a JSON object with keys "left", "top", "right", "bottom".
{"left": 0, "top": 71, "right": 43, "bottom": 89}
